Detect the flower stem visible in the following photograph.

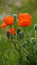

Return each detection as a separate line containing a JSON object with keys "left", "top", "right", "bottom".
{"left": 35, "top": 31, "right": 36, "bottom": 40}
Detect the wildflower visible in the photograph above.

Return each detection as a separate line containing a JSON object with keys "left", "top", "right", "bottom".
{"left": 10, "top": 28, "right": 16, "bottom": 35}
{"left": 0, "top": 23, "right": 7, "bottom": 28}
{"left": 6, "top": 28, "right": 16, "bottom": 35}
{"left": 18, "top": 13, "right": 32, "bottom": 27}
{"left": 3, "top": 16, "right": 14, "bottom": 25}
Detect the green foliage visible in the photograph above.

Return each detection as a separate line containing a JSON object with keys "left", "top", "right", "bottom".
{"left": 0, "top": 0, "right": 37, "bottom": 65}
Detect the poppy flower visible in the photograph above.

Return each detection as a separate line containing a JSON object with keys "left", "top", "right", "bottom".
{"left": 3, "top": 16, "right": 14, "bottom": 25}
{"left": 10, "top": 28, "right": 16, "bottom": 35}
{"left": 18, "top": 13, "right": 32, "bottom": 27}
{"left": 0, "top": 23, "right": 7, "bottom": 28}
{"left": 7, "top": 28, "right": 16, "bottom": 35}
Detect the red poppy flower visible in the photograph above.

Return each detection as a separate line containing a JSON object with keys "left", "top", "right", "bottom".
{"left": 10, "top": 28, "right": 16, "bottom": 35}
{"left": 18, "top": 13, "right": 32, "bottom": 27}
{"left": 0, "top": 23, "right": 7, "bottom": 28}
{"left": 7, "top": 28, "right": 16, "bottom": 35}
{"left": 3, "top": 16, "right": 14, "bottom": 25}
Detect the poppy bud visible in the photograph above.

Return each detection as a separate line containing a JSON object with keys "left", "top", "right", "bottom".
{"left": 34, "top": 24, "right": 37, "bottom": 31}
{"left": 30, "top": 38, "right": 36, "bottom": 44}
{"left": 17, "top": 32, "right": 24, "bottom": 39}
{"left": 22, "top": 41, "right": 27, "bottom": 48}
{"left": 6, "top": 30, "right": 10, "bottom": 39}
{"left": 13, "top": 14, "right": 17, "bottom": 21}
{"left": 17, "top": 28, "right": 21, "bottom": 34}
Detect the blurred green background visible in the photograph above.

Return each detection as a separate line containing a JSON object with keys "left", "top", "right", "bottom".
{"left": 0, "top": 0, "right": 37, "bottom": 65}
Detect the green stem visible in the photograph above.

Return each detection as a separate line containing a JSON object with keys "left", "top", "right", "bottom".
{"left": 1, "top": 52, "right": 7, "bottom": 65}
{"left": 35, "top": 31, "right": 36, "bottom": 40}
